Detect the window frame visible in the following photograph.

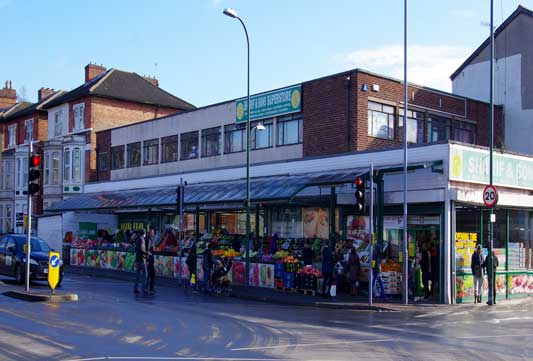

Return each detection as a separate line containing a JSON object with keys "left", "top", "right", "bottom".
{"left": 8, "top": 124, "right": 17, "bottom": 147}
{"left": 180, "top": 131, "right": 199, "bottom": 161}
{"left": 98, "top": 152, "right": 108, "bottom": 172}
{"left": 72, "top": 147, "right": 81, "bottom": 182}
{"left": 24, "top": 119, "right": 34, "bottom": 144}
{"left": 251, "top": 120, "right": 274, "bottom": 150}
{"left": 427, "top": 115, "right": 451, "bottom": 143}
{"left": 201, "top": 127, "right": 221, "bottom": 158}
{"left": 54, "top": 110, "right": 63, "bottom": 137}
{"left": 161, "top": 135, "right": 179, "bottom": 163}
{"left": 399, "top": 108, "right": 425, "bottom": 144}
{"left": 64, "top": 149, "right": 71, "bottom": 181}
{"left": 73, "top": 103, "right": 85, "bottom": 131}
{"left": 51, "top": 151, "right": 60, "bottom": 185}
{"left": 111, "top": 145, "right": 125, "bottom": 170}
{"left": 44, "top": 153, "right": 50, "bottom": 184}
{"left": 277, "top": 114, "right": 303, "bottom": 146}
{"left": 224, "top": 123, "right": 246, "bottom": 154}
{"left": 127, "top": 142, "right": 142, "bottom": 168}
{"left": 143, "top": 138, "right": 160, "bottom": 166}
{"left": 454, "top": 120, "right": 476, "bottom": 144}
{"left": 367, "top": 101, "right": 395, "bottom": 140}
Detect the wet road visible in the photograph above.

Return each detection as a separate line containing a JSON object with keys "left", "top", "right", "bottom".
{"left": 1, "top": 274, "right": 532, "bottom": 361}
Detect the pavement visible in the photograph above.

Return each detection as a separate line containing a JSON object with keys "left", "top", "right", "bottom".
{"left": 1, "top": 273, "right": 533, "bottom": 360}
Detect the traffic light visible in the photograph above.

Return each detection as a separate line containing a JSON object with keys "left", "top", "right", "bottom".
{"left": 28, "top": 153, "right": 41, "bottom": 196}
{"left": 354, "top": 176, "right": 365, "bottom": 214}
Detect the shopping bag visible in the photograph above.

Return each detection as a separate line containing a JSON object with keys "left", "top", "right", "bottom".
{"left": 330, "top": 284, "right": 337, "bottom": 297}
{"left": 191, "top": 273, "right": 196, "bottom": 285}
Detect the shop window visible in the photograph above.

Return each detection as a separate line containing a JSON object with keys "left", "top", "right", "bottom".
{"left": 24, "top": 119, "right": 34, "bottom": 144}
{"left": 127, "top": 142, "right": 141, "bottom": 168}
{"left": 98, "top": 152, "right": 108, "bottom": 172}
{"left": 508, "top": 210, "right": 531, "bottom": 270}
{"left": 224, "top": 123, "right": 246, "bottom": 153}
{"left": 111, "top": 145, "right": 125, "bottom": 170}
{"left": 277, "top": 114, "right": 302, "bottom": 146}
{"left": 454, "top": 121, "right": 476, "bottom": 144}
{"left": 64, "top": 149, "right": 71, "bottom": 181}
{"left": 51, "top": 152, "right": 60, "bottom": 184}
{"left": 72, "top": 148, "right": 81, "bottom": 182}
{"left": 368, "top": 101, "right": 394, "bottom": 139}
{"left": 399, "top": 108, "right": 424, "bottom": 143}
{"left": 8, "top": 124, "right": 16, "bottom": 147}
{"left": 181, "top": 131, "right": 199, "bottom": 160}
{"left": 202, "top": 127, "right": 221, "bottom": 157}
{"left": 271, "top": 207, "right": 303, "bottom": 238}
{"left": 252, "top": 120, "right": 273, "bottom": 149}
{"left": 73, "top": 103, "right": 85, "bottom": 131}
{"left": 427, "top": 115, "right": 450, "bottom": 142}
{"left": 161, "top": 135, "right": 179, "bottom": 163}
{"left": 143, "top": 139, "right": 159, "bottom": 165}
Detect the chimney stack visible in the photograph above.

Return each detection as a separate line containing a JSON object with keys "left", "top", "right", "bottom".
{"left": 143, "top": 75, "right": 159, "bottom": 87}
{"left": 85, "top": 63, "right": 107, "bottom": 83}
{"left": 0, "top": 80, "right": 17, "bottom": 109}
{"left": 38, "top": 87, "right": 56, "bottom": 101}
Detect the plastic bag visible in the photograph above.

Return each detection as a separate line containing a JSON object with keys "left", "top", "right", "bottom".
{"left": 190, "top": 273, "right": 196, "bottom": 285}
{"left": 330, "top": 284, "right": 337, "bottom": 297}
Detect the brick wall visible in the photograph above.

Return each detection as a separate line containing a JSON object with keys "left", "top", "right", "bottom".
{"left": 84, "top": 96, "right": 181, "bottom": 181}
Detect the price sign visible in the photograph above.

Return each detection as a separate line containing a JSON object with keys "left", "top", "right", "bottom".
{"left": 483, "top": 185, "right": 498, "bottom": 208}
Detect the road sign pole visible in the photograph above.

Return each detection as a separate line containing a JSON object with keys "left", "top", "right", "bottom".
{"left": 369, "top": 164, "right": 374, "bottom": 306}
{"left": 488, "top": 0, "right": 495, "bottom": 306}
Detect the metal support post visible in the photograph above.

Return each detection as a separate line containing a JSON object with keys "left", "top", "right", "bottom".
{"left": 369, "top": 164, "right": 374, "bottom": 306}
{"left": 25, "top": 140, "right": 33, "bottom": 292}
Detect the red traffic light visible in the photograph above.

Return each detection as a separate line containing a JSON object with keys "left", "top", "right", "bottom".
{"left": 354, "top": 177, "right": 364, "bottom": 187}
{"left": 30, "top": 154, "right": 41, "bottom": 167}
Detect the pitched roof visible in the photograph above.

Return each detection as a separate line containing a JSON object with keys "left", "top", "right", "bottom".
{"left": 450, "top": 5, "right": 533, "bottom": 80}
{"left": 0, "top": 102, "right": 33, "bottom": 122}
{"left": 1, "top": 91, "right": 65, "bottom": 122}
{"left": 43, "top": 69, "right": 195, "bottom": 110}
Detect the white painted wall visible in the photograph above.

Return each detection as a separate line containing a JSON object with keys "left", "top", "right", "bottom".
{"left": 453, "top": 54, "right": 533, "bottom": 155}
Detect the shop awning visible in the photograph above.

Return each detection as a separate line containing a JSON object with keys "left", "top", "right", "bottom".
{"left": 46, "top": 168, "right": 368, "bottom": 212}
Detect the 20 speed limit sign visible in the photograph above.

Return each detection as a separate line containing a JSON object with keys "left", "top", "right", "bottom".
{"left": 483, "top": 185, "right": 498, "bottom": 208}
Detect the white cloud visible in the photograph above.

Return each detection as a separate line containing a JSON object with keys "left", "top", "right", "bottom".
{"left": 210, "top": 0, "right": 222, "bottom": 8}
{"left": 337, "top": 44, "right": 472, "bottom": 91}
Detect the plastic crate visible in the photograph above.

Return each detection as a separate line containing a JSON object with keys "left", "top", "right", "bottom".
{"left": 274, "top": 262, "right": 285, "bottom": 278}
{"left": 283, "top": 272, "right": 295, "bottom": 289}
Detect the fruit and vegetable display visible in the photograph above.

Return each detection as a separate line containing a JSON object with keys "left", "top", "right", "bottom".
{"left": 381, "top": 260, "right": 401, "bottom": 272}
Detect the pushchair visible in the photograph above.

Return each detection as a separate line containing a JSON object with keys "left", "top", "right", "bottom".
{"left": 211, "top": 256, "right": 233, "bottom": 296}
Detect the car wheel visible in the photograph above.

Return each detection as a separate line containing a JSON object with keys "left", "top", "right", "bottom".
{"left": 15, "top": 264, "right": 24, "bottom": 285}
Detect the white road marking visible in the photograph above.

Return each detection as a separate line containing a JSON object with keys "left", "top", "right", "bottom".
{"left": 457, "top": 334, "right": 528, "bottom": 339}
{"left": 65, "top": 358, "right": 280, "bottom": 361}
{"left": 230, "top": 338, "right": 395, "bottom": 351}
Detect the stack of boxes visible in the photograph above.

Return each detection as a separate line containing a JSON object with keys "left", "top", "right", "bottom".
{"left": 381, "top": 271, "right": 402, "bottom": 295}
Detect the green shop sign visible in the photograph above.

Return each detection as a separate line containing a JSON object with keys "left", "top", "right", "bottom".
{"left": 450, "top": 147, "right": 533, "bottom": 190}
{"left": 235, "top": 84, "right": 302, "bottom": 123}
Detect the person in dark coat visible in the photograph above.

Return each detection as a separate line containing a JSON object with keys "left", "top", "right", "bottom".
{"left": 420, "top": 243, "right": 432, "bottom": 299}
{"left": 372, "top": 247, "right": 385, "bottom": 300}
{"left": 430, "top": 243, "right": 439, "bottom": 297}
{"left": 483, "top": 250, "right": 499, "bottom": 305}
{"left": 348, "top": 248, "right": 361, "bottom": 296}
{"left": 232, "top": 234, "right": 242, "bottom": 253}
{"left": 302, "top": 240, "right": 315, "bottom": 266}
{"left": 134, "top": 230, "right": 148, "bottom": 294}
{"left": 146, "top": 245, "right": 155, "bottom": 294}
{"left": 201, "top": 243, "right": 215, "bottom": 293}
{"left": 321, "top": 240, "right": 334, "bottom": 298}
{"left": 185, "top": 242, "right": 197, "bottom": 290}
{"left": 471, "top": 245, "right": 484, "bottom": 303}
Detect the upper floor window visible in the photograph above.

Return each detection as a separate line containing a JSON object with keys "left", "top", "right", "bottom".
{"left": 98, "top": 153, "right": 108, "bottom": 172}
{"left": 277, "top": 114, "right": 303, "bottom": 146}
{"left": 64, "top": 149, "right": 71, "bottom": 181}
{"left": 201, "top": 127, "right": 221, "bottom": 157}
{"left": 224, "top": 124, "right": 246, "bottom": 154}
{"left": 161, "top": 135, "right": 179, "bottom": 163}
{"left": 73, "top": 103, "right": 85, "bottom": 131}
{"left": 44, "top": 153, "right": 50, "bottom": 184}
{"left": 399, "top": 109, "right": 424, "bottom": 144}
{"left": 54, "top": 110, "right": 63, "bottom": 137}
{"left": 143, "top": 139, "right": 159, "bottom": 165}
{"left": 16, "top": 157, "right": 28, "bottom": 190}
{"left": 127, "top": 142, "right": 141, "bottom": 168}
{"left": 368, "top": 101, "right": 394, "bottom": 139}
{"left": 24, "top": 119, "right": 34, "bottom": 144}
{"left": 51, "top": 152, "right": 60, "bottom": 185}
{"left": 8, "top": 124, "right": 16, "bottom": 147}
{"left": 72, "top": 148, "right": 81, "bottom": 181}
{"left": 454, "top": 121, "right": 476, "bottom": 144}
{"left": 427, "top": 115, "right": 451, "bottom": 142}
{"left": 181, "top": 131, "right": 199, "bottom": 160}
{"left": 111, "top": 145, "right": 125, "bottom": 170}
{"left": 252, "top": 120, "right": 273, "bottom": 149}
{"left": 0, "top": 160, "right": 14, "bottom": 191}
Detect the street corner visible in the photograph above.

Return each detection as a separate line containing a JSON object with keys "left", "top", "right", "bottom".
{"left": 4, "top": 290, "right": 78, "bottom": 303}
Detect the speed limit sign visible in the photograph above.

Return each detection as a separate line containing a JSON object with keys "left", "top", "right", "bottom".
{"left": 483, "top": 185, "right": 498, "bottom": 208}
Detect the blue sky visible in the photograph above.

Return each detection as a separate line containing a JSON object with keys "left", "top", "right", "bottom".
{"left": 1, "top": 0, "right": 531, "bottom": 106}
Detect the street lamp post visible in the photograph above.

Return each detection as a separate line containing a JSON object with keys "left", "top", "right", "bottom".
{"left": 224, "top": 7, "right": 252, "bottom": 286}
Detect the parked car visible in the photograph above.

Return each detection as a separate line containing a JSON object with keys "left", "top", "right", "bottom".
{"left": 0, "top": 234, "right": 64, "bottom": 286}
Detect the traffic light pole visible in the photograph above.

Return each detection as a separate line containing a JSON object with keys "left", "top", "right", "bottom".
{"left": 25, "top": 140, "right": 33, "bottom": 292}
{"left": 368, "top": 164, "right": 374, "bottom": 306}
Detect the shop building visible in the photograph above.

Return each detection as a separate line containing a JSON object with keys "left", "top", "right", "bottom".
{"left": 40, "top": 68, "right": 533, "bottom": 304}
{"left": 452, "top": 5, "right": 533, "bottom": 155}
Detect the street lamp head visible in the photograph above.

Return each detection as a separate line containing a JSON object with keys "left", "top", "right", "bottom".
{"left": 255, "top": 123, "right": 266, "bottom": 131}
{"left": 223, "top": 7, "right": 238, "bottom": 19}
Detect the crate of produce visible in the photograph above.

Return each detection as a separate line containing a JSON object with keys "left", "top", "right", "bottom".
{"left": 303, "top": 275, "right": 318, "bottom": 291}
{"left": 274, "top": 278, "right": 284, "bottom": 289}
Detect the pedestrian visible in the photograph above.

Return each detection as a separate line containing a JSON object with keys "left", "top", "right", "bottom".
{"left": 202, "top": 243, "right": 214, "bottom": 293}
{"left": 372, "top": 247, "right": 385, "bottom": 300}
{"left": 430, "top": 243, "right": 439, "bottom": 297}
{"left": 483, "top": 250, "right": 499, "bottom": 305}
{"left": 321, "top": 240, "right": 334, "bottom": 298}
{"left": 232, "top": 234, "right": 241, "bottom": 253}
{"left": 134, "top": 230, "right": 148, "bottom": 295}
{"left": 471, "top": 244, "right": 484, "bottom": 303}
{"left": 302, "top": 240, "right": 315, "bottom": 266}
{"left": 146, "top": 245, "right": 155, "bottom": 294}
{"left": 420, "top": 243, "right": 432, "bottom": 299}
{"left": 185, "top": 242, "right": 197, "bottom": 291}
{"left": 348, "top": 248, "right": 361, "bottom": 296}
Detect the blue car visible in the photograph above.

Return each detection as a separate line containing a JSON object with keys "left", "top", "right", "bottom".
{"left": 0, "top": 234, "right": 64, "bottom": 286}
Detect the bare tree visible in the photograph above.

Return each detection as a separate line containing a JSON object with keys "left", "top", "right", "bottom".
{"left": 17, "top": 86, "right": 29, "bottom": 102}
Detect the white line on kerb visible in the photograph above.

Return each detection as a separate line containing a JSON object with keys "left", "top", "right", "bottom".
{"left": 65, "top": 357, "right": 280, "bottom": 361}
{"left": 230, "top": 338, "right": 395, "bottom": 351}
{"left": 456, "top": 334, "right": 528, "bottom": 340}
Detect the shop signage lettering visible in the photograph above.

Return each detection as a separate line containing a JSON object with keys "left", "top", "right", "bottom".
{"left": 450, "top": 147, "right": 533, "bottom": 190}
{"left": 235, "top": 84, "right": 302, "bottom": 122}
{"left": 455, "top": 232, "right": 478, "bottom": 242}
{"left": 119, "top": 222, "right": 145, "bottom": 231}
